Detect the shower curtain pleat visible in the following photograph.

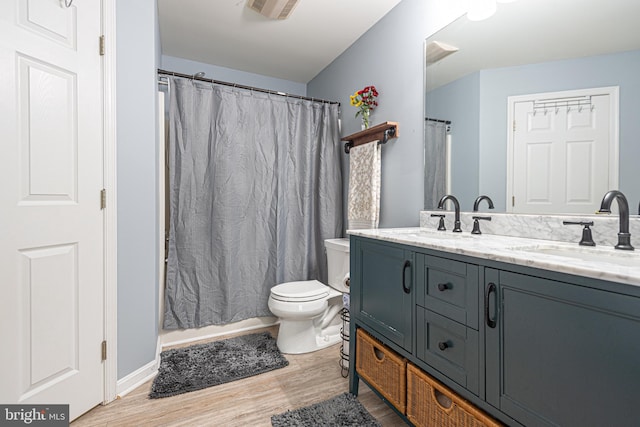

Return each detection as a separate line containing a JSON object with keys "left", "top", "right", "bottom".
{"left": 163, "top": 78, "right": 343, "bottom": 329}
{"left": 424, "top": 120, "right": 447, "bottom": 209}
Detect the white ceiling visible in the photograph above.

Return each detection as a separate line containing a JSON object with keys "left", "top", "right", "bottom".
{"left": 157, "top": 0, "right": 403, "bottom": 83}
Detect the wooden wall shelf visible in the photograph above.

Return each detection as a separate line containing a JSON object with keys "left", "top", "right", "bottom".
{"left": 341, "top": 121, "right": 399, "bottom": 154}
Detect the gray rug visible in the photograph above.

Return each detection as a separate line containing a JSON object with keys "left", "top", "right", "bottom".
{"left": 271, "top": 393, "right": 381, "bottom": 427}
{"left": 149, "top": 331, "right": 288, "bottom": 398}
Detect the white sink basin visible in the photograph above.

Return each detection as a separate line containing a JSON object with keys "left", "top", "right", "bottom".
{"left": 514, "top": 244, "right": 640, "bottom": 267}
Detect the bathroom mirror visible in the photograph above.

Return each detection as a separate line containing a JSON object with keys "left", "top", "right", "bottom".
{"left": 424, "top": 0, "right": 640, "bottom": 214}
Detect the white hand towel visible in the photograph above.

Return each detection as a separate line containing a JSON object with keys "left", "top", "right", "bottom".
{"left": 348, "top": 142, "right": 381, "bottom": 230}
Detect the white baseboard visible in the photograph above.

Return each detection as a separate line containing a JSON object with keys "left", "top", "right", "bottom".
{"left": 160, "top": 316, "right": 278, "bottom": 349}
{"left": 116, "top": 338, "right": 162, "bottom": 398}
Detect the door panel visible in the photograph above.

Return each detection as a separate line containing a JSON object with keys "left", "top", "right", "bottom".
{"left": 19, "top": 0, "right": 77, "bottom": 48}
{"left": 352, "top": 238, "right": 413, "bottom": 351}
{"left": 20, "top": 244, "right": 78, "bottom": 391}
{"left": 19, "top": 55, "right": 77, "bottom": 202}
{"left": 0, "top": 0, "right": 104, "bottom": 420}
{"left": 511, "top": 92, "right": 612, "bottom": 214}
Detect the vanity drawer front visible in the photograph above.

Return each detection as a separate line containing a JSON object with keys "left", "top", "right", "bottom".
{"left": 416, "top": 307, "right": 479, "bottom": 395}
{"left": 416, "top": 255, "right": 479, "bottom": 329}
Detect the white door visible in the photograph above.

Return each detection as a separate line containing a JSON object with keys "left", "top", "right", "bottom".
{"left": 0, "top": 0, "right": 104, "bottom": 420}
{"left": 510, "top": 90, "right": 616, "bottom": 214}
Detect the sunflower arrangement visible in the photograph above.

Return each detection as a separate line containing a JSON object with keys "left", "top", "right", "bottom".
{"left": 350, "top": 85, "right": 379, "bottom": 129}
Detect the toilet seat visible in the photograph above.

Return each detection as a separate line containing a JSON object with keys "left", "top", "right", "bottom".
{"left": 270, "top": 280, "right": 329, "bottom": 302}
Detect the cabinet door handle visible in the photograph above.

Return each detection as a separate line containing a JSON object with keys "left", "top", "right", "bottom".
{"left": 438, "top": 341, "right": 449, "bottom": 351}
{"left": 485, "top": 282, "right": 497, "bottom": 328}
{"left": 437, "top": 282, "right": 450, "bottom": 291}
{"left": 402, "top": 260, "right": 411, "bottom": 294}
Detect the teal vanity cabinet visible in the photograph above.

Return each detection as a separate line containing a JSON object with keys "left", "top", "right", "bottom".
{"left": 484, "top": 268, "right": 640, "bottom": 427}
{"left": 350, "top": 233, "right": 640, "bottom": 427}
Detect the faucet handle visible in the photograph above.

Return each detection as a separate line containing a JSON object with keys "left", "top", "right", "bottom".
{"left": 430, "top": 214, "right": 446, "bottom": 231}
{"left": 471, "top": 216, "right": 492, "bottom": 235}
{"left": 562, "top": 221, "right": 596, "bottom": 246}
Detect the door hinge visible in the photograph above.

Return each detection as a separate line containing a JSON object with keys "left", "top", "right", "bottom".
{"left": 99, "top": 35, "right": 105, "bottom": 56}
{"left": 512, "top": 196, "right": 515, "bottom": 207}
{"left": 101, "top": 341, "right": 107, "bottom": 361}
{"left": 100, "top": 189, "right": 107, "bottom": 209}
{"left": 513, "top": 120, "right": 516, "bottom": 132}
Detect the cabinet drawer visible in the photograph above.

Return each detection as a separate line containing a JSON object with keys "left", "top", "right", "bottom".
{"left": 356, "top": 328, "right": 407, "bottom": 413}
{"left": 407, "top": 363, "right": 502, "bottom": 427}
{"left": 416, "top": 307, "right": 479, "bottom": 395}
{"left": 416, "top": 255, "right": 479, "bottom": 329}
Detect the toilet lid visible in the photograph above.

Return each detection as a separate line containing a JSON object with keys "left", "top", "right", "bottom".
{"left": 271, "top": 280, "right": 329, "bottom": 301}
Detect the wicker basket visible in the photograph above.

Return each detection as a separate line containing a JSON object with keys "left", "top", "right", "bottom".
{"left": 407, "top": 363, "right": 502, "bottom": 427}
{"left": 356, "top": 328, "right": 407, "bottom": 413}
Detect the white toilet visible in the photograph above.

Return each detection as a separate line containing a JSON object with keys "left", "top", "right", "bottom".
{"left": 268, "top": 238, "right": 350, "bottom": 354}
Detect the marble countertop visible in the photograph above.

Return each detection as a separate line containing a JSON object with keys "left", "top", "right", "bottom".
{"left": 348, "top": 227, "right": 640, "bottom": 287}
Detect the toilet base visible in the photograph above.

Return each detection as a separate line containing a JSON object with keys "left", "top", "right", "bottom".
{"left": 276, "top": 319, "right": 342, "bottom": 354}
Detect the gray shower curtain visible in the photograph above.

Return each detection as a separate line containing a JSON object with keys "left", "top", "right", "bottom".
{"left": 163, "top": 77, "right": 343, "bottom": 329}
{"left": 424, "top": 120, "right": 447, "bottom": 209}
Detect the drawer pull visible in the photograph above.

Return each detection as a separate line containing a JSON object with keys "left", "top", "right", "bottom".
{"left": 402, "top": 260, "right": 411, "bottom": 294}
{"left": 485, "top": 282, "right": 497, "bottom": 328}
{"left": 373, "top": 346, "right": 385, "bottom": 362}
{"left": 438, "top": 341, "right": 449, "bottom": 351}
{"left": 437, "top": 282, "right": 450, "bottom": 291}
{"left": 433, "top": 388, "right": 454, "bottom": 410}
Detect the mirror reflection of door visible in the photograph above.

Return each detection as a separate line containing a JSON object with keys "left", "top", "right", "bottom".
{"left": 507, "top": 87, "right": 618, "bottom": 214}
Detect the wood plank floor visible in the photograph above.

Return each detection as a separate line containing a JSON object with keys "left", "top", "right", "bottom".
{"left": 72, "top": 327, "right": 407, "bottom": 426}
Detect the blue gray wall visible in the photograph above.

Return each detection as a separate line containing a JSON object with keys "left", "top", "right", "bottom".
{"left": 308, "top": 0, "right": 458, "bottom": 229}
{"left": 116, "top": 0, "right": 159, "bottom": 379}
{"left": 161, "top": 55, "right": 307, "bottom": 96}
{"left": 428, "top": 49, "right": 640, "bottom": 211}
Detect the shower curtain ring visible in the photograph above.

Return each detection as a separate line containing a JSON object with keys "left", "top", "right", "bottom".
{"left": 64, "top": 0, "right": 73, "bottom": 7}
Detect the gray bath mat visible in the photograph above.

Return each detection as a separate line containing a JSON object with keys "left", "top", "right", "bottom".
{"left": 149, "top": 331, "right": 288, "bottom": 398}
{"left": 271, "top": 393, "right": 381, "bottom": 426}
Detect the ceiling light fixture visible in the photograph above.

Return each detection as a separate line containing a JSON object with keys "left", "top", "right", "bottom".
{"left": 467, "top": 0, "right": 497, "bottom": 21}
{"left": 247, "top": 0, "right": 299, "bottom": 20}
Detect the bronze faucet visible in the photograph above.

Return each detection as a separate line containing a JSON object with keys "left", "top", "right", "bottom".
{"left": 437, "top": 195, "right": 461, "bottom": 232}
{"left": 598, "top": 190, "right": 634, "bottom": 250}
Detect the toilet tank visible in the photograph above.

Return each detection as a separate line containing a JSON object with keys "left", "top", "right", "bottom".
{"left": 324, "top": 238, "right": 350, "bottom": 293}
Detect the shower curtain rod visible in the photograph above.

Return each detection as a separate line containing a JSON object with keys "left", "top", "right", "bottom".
{"left": 157, "top": 69, "right": 340, "bottom": 106}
